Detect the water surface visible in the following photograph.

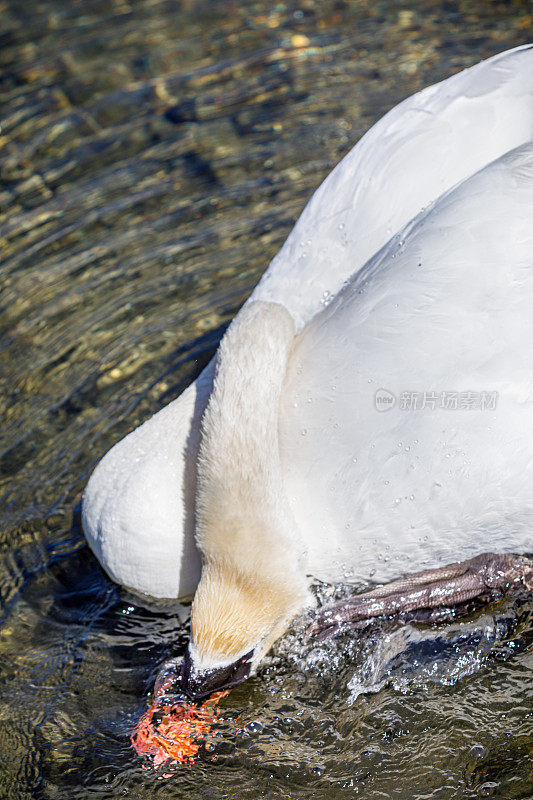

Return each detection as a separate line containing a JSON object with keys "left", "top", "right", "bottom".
{"left": 1, "top": 1, "right": 532, "bottom": 797}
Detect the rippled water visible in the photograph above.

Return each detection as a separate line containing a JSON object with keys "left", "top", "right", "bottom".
{"left": 1, "top": 1, "right": 532, "bottom": 797}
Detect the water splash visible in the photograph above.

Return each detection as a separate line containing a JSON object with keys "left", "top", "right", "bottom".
{"left": 348, "top": 615, "right": 510, "bottom": 703}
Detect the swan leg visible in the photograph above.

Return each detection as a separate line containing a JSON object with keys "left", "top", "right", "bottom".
{"left": 308, "top": 552, "right": 533, "bottom": 639}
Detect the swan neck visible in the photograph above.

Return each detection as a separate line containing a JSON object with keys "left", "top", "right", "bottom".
{"left": 195, "top": 301, "right": 301, "bottom": 576}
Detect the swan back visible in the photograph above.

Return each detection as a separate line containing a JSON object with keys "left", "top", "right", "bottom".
{"left": 255, "top": 44, "right": 533, "bottom": 328}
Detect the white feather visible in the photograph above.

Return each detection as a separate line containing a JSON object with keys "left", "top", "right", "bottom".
{"left": 82, "top": 46, "right": 533, "bottom": 599}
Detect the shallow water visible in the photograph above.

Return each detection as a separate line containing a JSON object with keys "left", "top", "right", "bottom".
{"left": 1, "top": 0, "right": 532, "bottom": 797}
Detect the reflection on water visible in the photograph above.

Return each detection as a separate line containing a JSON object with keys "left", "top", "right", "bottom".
{"left": 1, "top": 0, "right": 532, "bottom": 797}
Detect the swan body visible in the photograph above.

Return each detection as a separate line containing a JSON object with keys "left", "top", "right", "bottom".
{"left": 82, "top": 45, "right": 533, "bottom": 615}
{"left": 281, "top": 142, "right": 533, "bottom": 585}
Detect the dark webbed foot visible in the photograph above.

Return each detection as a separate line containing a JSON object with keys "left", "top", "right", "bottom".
{"left": 308, "top": 552, "right": 533, "bottom": 640}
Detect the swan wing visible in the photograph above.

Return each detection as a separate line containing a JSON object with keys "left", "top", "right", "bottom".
{"left": 81, "top": 366, "right": 213, "bottom": 598}
{"left": 280, "top": 143, "right": 533, "bottom": 584}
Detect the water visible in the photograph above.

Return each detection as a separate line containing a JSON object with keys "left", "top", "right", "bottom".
{"left": 1, "top": 0, "right": 532, "bottom": 797}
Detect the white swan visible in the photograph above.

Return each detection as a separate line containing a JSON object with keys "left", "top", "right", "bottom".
{"left": 82, "top": 46, "right": 533, "bottom": 694}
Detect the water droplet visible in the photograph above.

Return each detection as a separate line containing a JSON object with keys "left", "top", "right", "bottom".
{"left": 245, "top": 721, "right": 263, "bottom": 734}
{"left": 478, "top": 782, "right": 498, "bottom": 797}
{"left": 301, "top": 429, "right": 307, "bottom": 436}
{"left": 384, "top": 480, "right": 390, "bottom": 485}
{"left": 409, "top": 494, "right": 415, "bottom": 501}
{"left": 470, "top": 744, "right": 486, "bottom": 758}
{"left": 369, "top": 569, "right": 376, "bottom": 577}
{"left": 394, "top": 497, "right": 401, "bottom": 505}
{"left": 338, "top": 222, "right": 345, "bottom": 230}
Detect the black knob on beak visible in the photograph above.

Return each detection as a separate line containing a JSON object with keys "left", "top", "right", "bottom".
{"left": 180, "top": 646, "right": 254, "bottom": 701}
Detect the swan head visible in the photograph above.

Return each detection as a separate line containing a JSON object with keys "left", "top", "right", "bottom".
{"left": 179, "top": 557, "right": 308, "bottom": 699}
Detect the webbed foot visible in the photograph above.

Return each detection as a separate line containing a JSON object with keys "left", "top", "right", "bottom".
{"left": 308, "top": 552, "right": 533, "bottom": 640}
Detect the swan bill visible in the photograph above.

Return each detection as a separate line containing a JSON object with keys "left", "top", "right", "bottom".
{"left": 180, "top": 646, "right": 254, "bottom": 701}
